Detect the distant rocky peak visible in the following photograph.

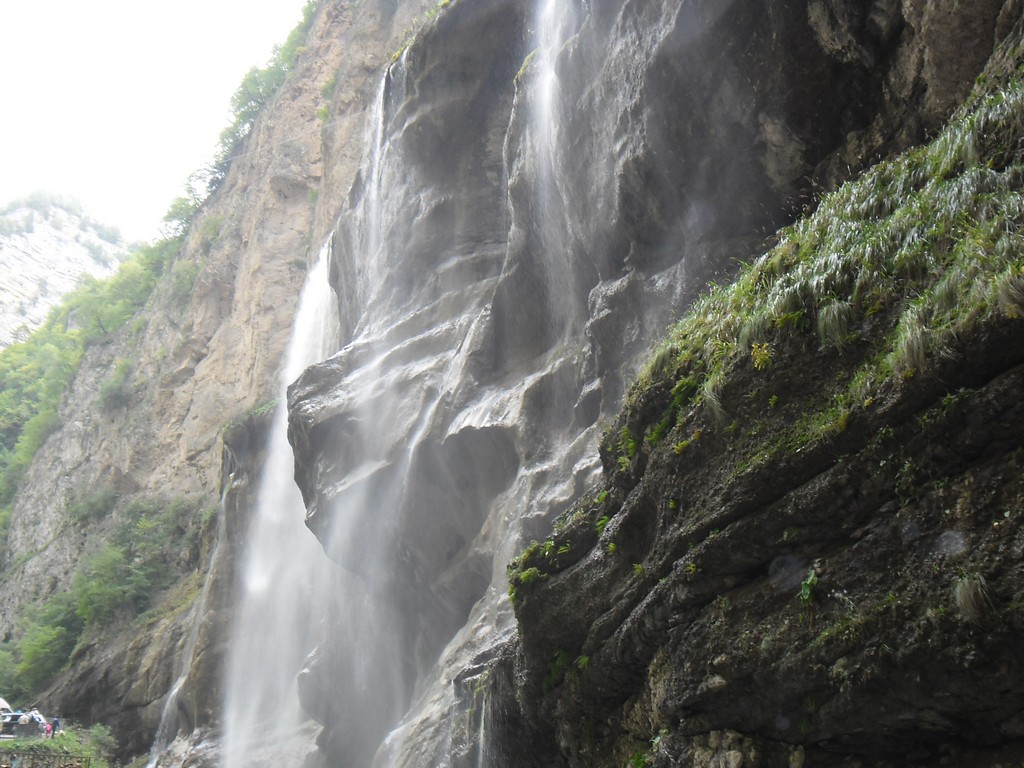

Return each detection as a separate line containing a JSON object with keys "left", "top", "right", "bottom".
{"left": 0, "top": 194, "right": 126, "bottom": 349}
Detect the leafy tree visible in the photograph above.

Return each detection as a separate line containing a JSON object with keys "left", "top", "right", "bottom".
{"left": 210, "top": 0, "right": 319, "bottom": 189}
{"left": 88, "top": 723, "right": 116, "bottom": 760}
{"left": 162, "top": 186, "right": 202, "bottom": 239}
{"left": 67, "top": 487, "right": 118, "bottom": 523}
{"left": 73, "top": 544, "right": 131, "bottom": 624}
{"left": 12, "top": 594, "right": 81, "bottom": 694}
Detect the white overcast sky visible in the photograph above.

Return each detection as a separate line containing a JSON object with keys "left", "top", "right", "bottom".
{"left": 0, "top": 0, "right": 309, "bottom": 242}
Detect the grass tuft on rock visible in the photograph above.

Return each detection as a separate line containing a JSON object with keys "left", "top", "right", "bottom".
{"left": 628, "top": 77, "right": 1024, "bottom": 433}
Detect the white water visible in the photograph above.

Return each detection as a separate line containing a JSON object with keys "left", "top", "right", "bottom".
{"left": 534, "top": 0, "right": 579, "bottom": 226}
{"left": 146, "top": 484, "right": 231, "bottom": 768}
{"left": 534, "top": 0, "right": 574, "bottom": 183}
{"left": 221, "top": 241, "right": 339, "bottom": 768}
{"left": 369, "top": 2, "right": 598, "bottom": 764}
{"left": 216, "top": 2, "right": 597, "bottom": 763}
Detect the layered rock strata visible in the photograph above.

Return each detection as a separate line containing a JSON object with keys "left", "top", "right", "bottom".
{"left": 286, "top": 0, "right": 1020, "bottom": 765}
{"left": 2, "top": 1, "right": 433, "bottom": 757}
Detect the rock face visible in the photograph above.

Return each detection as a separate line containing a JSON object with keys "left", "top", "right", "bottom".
{"left": 507, "top": 163, "right": 1024, "bottom": 768}
{"left": 1, "top": 2, "right": 352, "bottom": 756}
{"left": 284, "top": 0, "right": 1021, "bottom": 766}
{"left": 4, "top": 0, "right": 1021, "bottom": 764}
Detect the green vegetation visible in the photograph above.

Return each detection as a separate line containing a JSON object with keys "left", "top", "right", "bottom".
{"left": 13, "top": 593, "right": 82, "bottom": 693}
{"left": 799, "top": 568, "right": 818, "bottom": 607}
{"left": 672, "top": 429, "right": 701, "bottom": 455}
{"left": 223, "top": 397, "right": 280, "bottom": 441}
{"left": 507, "top": 535, "right": 568, "bottom": 602}
{"left": 169, "top": 260, "right": 201, "bottom": 305}
{"left": 161, "top": 189, "right": 202, "bottom": 239}
{"left": 515, "top": 49, "right": 539, "bottom": 85}
{"left": 316, "top": 71, "right": 338, "bottom": 122}
{"left": 208, "top": 0, "right": 320, "bottom": 193}
{"left": 516, "top": 566, "right": 544, "bottom": 585}
{"left": 197, "top": 213, "right": 226, "bottom": 254}
{"left": 392, "top": 0, "right": 453, "bottom": 63}
{"left": 0, "top": 725, "right": 115, "bottom": 767}
{"left": 616, "top": 426, "right": 638, "bottom": 471}
{"left": 67, "top": 488, "right": 118, "bottom": 524}
{"left": 98, "top": 358, "right": 135, "bottom": 411}
{"left": 542, "top": 650, "right": 571, "bottom": 693}
{"left": 623, "top": 75, "right": 1024, "bottom": 464}
{"left": 750, "top": 342, "right": 773, "bottom": 370}
{"left": 0, "top": 495, "right": 201, "bottom": 700}
{"left": 0, "top": 239, "right": 180, "bottom": 532}
{"left": 158, "top": 0, "right": 320, "bottom": 236}
{"left": 629, "top": 748, "right": 650, "bottom": 767}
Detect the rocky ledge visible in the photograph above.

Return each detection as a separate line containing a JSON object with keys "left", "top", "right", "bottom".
{"left": 500, "top": 41, "right": 1024, "bottom": 768}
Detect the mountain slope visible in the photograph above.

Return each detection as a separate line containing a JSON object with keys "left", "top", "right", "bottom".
{"left": 0, "top": 195, "right": 124, "bottom": 350}
{"left": 2, "top": 1, "right": 1022, "bottom": 766}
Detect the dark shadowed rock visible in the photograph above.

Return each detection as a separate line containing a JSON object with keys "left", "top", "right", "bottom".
{"left": 285, "top": 0, "right": 1020, "bottom": 765}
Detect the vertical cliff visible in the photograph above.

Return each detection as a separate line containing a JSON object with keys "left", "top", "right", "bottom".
{"left": 285, "top": 0, "right": 1022, "bottom": 766}
{"left": 505, "top": 45, "right": 1024, "bottom": 766}
{"left": 0, "top": 0, "right": 430, "bottom": 759}
{"left": 4, "top": 0, "right": 1021, "bottom": 765}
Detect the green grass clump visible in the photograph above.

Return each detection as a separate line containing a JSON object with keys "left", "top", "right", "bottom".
{"left": 629, "top": 78, "right": 1024, "bottom": 431}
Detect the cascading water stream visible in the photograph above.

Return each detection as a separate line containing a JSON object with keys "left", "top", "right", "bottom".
{"left": 296, "top": 57, "right": 452, "bottom": 764}
{"left": 145, "top": 482, "right": 231, "bottom": 768}
{"left": 366, "top": 2, "right": 598, "bottom": 764}
{"left": 475, "top": 689, "right": 489, "bottom": 768}
{"left": 533, "top": 0, "right": 579, "bottom": 238}
{"left": 221, "top": 240, "right": 338, "bottom": 768}
{"left": 534, "top": 0, "right": 574, "bottom": 185}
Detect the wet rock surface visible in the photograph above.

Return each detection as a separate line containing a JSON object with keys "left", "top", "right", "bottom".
{"left": 509, "top": 333, "right": 1024, "bottom": 766}
{"left": 286, "top": 0, "right": 1020, "bottom": 765}
{"left": 4, "top": 0, "right": 1016, "bottom": 763}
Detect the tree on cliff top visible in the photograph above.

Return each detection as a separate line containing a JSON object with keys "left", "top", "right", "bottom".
{"left": 209, "top": 0, "right": 320, "bottom": 191}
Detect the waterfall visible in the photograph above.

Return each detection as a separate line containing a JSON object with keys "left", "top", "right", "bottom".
{"left": 475, "top": 687, "right": 488, "bottom": 768}
{"left": 342, "top": 2, "right": 603, "bottom": 764}
{"left": 534, "top": 0, "right": 575, "bottom": 188}
{"left": 290, "top": 60, "right": 442, "bottom": 766}
{"left": 145, "top": 483, "right": 231, "bottom": 768}
{"left": 530, "top": 0, "right": 584, "bottom": 337}
{"left": 221, "top": 241, "right": 339, "bottom": 768}
{"left": 230, "top": 0, "right": 608, "bottom": 763}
